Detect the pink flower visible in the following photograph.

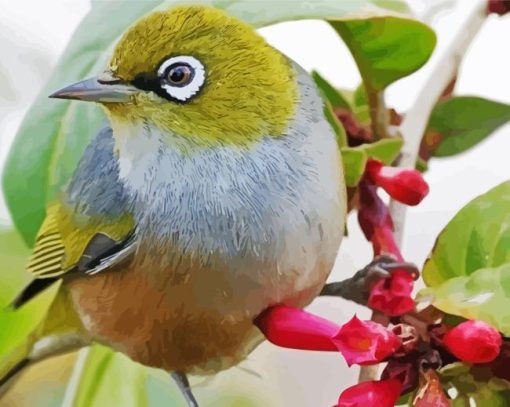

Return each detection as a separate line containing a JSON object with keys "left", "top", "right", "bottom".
{"left": 332, "top": 316, "right": 401, "bottom": 366}
{"left": 368, "top": 270, "right": 415, "bottom": 316}
{"left": 254, "top": 305, "right": 339, "bottom": 351}
{"left": 335, "top": 379, "right": 402, "bottom": 407}
{"left": 358, "top": 181, "right": 415, "bottom": 316}
{"left": 366, "top": 159, "right": 429, "bottom": 206}
{"left": 443, "top": 320, "right": 502, "bottom": 363}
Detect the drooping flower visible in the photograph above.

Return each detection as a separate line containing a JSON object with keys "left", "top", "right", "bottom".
{"left": 335, "top": 379, "right": 402, "bottom": 407}
{"left": 368, "top": 270, "right": 415, "bottom": 316}
{"left": 358, "top": 180, "right": 416, "bottom": 316}
{"left": 365, "top": 159, "right": 429, "bottom": 206}
{"left": 443, "top": 320, "right": 502, "bottom": 363}
{"left": 332, "top": 316, "right": 401, "bottom": 366}
{"left": 254, "top": 305, "right": 339, "bottom": 351}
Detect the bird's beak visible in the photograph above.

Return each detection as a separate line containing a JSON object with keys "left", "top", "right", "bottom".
{"left": 49, "top": 75, "right": 138, "bottom": 103}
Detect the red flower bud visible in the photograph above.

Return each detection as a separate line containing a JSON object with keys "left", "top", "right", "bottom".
{"left": 366, "top": 159, "right": 429, "bottom": 206}
{"left": 368, "top": 270, "right": 415, "bottom": 316}
{"left": 332, "top": 316, "right": 401, "bottom": 366}
{"left": 488, "top": 0, "right": 510, "bottom": 15}
{"left": 254, "top": 305, "right": 339, "bottom": 351}
{"left": 335, "top": 379, "right": 402, "bottom": 407}
{"left": 443, "top": 320, "right": 502, "bottom": 363}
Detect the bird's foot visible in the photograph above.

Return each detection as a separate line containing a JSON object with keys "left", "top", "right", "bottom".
{"left": 171, "top": 371, "right": 199, "bottom": 407}
{"left": 320, "top": 255, "right": 419, "bottom": 305}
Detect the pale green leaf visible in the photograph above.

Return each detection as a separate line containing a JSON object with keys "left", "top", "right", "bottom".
{"left": 330, "top": 15, "right": 436, "bottom": 92}
{"left": 70, "top": 345, "right": 149, "bottom": 407}
{"left": 422, "top": 263, "right": 510, "bottom": 335}
{"left": 341, "top": 147, "right": 367, "bottom": 187}
{"left": 361, "top": 137, "right": 402, "bottom": 164}
{"left": 311, "top": 71, "right": 351, "bottom": 110}
{"left": 423, "top": 181, "right": 510, "bottom": 287}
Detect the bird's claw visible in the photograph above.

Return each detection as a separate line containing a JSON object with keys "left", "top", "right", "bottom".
{"left": 319, "top": 255, "right": 419, "bottom": 305}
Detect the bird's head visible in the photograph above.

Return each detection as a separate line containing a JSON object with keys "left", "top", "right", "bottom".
{"left": 51, "top": 6, "right": 299, "bottom": 146}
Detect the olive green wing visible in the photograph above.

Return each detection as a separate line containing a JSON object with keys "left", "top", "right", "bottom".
{"left": 12, "top": 127, "right": 136, "bottom": 308}
{"left": 26, "top": 202, "right": 135, "bottom": 279}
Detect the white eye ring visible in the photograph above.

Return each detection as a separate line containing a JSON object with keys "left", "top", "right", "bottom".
{"left": 157, "top": 55, "right": 205, "bottom": 102}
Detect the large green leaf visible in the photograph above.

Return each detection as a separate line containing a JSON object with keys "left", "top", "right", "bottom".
{"left": 423, "top": 182, "right": 510, "bottom": 287}
{"left": 2, "top": 0, "right": 410, "bottom": 246}
{"left": 425, "top": 97, "right": 510, "bottom": 157}
{"left": 330, "top": 15, "right": 436, "bottom": 92}
{"left": 0, "top": 282, "right": 61, "bottom": 382}
{"left": 422, "top": 264, "right": 510, "bottom": 335}
{"left": 68, "top": 345, "right": 150, "bottom": 407}
{"left": 0, "top": 227, "right": 30, "bottom": 307}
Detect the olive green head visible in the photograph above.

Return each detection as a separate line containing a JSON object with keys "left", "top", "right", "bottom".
{"left": 53, "top": 6, "right": 299, "bottom": 146}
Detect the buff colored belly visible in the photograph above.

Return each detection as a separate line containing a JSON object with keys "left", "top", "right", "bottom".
{"left": 67, "top": 243, "right": 337, "bottom": 374}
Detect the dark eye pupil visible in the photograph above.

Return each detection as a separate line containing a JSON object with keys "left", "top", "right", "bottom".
{"left": 166, "top": 64, "right": 193, "bottom": 86}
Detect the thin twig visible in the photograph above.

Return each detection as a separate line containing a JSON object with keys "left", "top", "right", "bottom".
{"left": 391, "top": 0, "right": 488, "bottom": 242}
{"left": 358, "top": 0, "right": 488, "bottom": 383}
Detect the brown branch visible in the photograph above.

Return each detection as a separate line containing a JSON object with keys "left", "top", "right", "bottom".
{"left": 358, "top": 0, "right": 488, "bottom": 384}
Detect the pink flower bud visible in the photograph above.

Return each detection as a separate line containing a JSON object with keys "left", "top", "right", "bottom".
{"left": 366, "top": 160, "right": 429, "bottom": 206}
{"left": 332, "top": 316, "right": 401, "bottom": 366}
{"left": 254, "top": 305, "right": 340, "bottom": 351}
{"left": 335, "top": 379, "right": 402, "bottom": 407}
{"left": 368, "top": 270, "right": 415, "bottom": 316}
{"left": 443, "top": 320, "right": 502, "bottom": 363}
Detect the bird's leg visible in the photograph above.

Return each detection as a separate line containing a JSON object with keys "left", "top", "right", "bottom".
{"left": 320, "top": 255, "right": 419, "bottom": 305}
{"left": 171, "top": 371, "right": 199, "bottom": 407}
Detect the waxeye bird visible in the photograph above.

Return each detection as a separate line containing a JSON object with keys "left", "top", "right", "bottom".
{"left": 0, "top": 5, "right": 410, "bottom": 406}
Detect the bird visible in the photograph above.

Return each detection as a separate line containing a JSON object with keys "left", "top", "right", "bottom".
{"left": 1, "top": 5, "right": 349, "bottom": 406}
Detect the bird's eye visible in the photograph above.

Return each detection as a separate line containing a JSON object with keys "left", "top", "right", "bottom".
{"left": 157, "top": 56, "right": 205, "bottom": 102}
{"left": 164, "top": 63, "right": 194, "bottom": 87}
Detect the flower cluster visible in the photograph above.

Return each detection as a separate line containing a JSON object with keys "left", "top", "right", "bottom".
{"left": 254, "top": 158, "right": 506, "bottom": 406}
{"left": 358, "top": 159, "right": 428, "bottom": 316}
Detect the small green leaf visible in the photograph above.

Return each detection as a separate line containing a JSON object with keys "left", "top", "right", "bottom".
{"left": 324, "top": 101, "right": 348, "bottom": 147}
{"left": 361, "top": 137, "right": 402, "bottom": 164}
{"left": 422, "top": 263, "right": 510, "bottom": 335}
{"left": 330, "top": 15, "right": 436, "bottom": 92}
{"left": 423, "top": 181, "right": 510, "bottom": 287}
{"left": 428, "top": 97, "right": 510, "bottom": 157}
{"left": 341, "top": 147, "right": 367, "bottom": 186}
{"left": 70, "top": 345, "right": 149, "bottom": 407}
{"left": 353, "top": 83, "right": 367, "bottom": 108}
{"left": 311, "top": 71, "right": 351, "bottom": 110}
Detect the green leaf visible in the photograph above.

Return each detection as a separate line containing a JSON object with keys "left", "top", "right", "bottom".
{"left": 0, "top": 227, "right": 30, "bottom": 307}
{"left": 0, "top": 282, "right": 61, "bottom": 381}
{"left": 423, "top": 181, "right": 510, "bottom": 287}
{"left": 340, "top": 138, "right": 402, "bottom": 187}
{"left": 341, "top": 147, "right": 367, "bottom": 187}
{"left": 311, "top": 71, "right": 351, "bottom": 110}
{"left": 361, "top": 137, "right": 402, "bottom": 164}
{"left": 421, "top": 263, "right": 510, "bottom": 335}
{"left": 324, "top": 101, "right": 348, "bottom": 147}
{"left": 69, "top": 345, "right": 149, "bottom": 407}
{"left": 353, "top": 83, "right": 367, "bottom": 108}
{"left": 2, "top": 0, "right": 410, "bottom": 246}
{"left": 2, "top": 1, "right": 161, "bottom": 246}
{"left": 330, "top": 15, "right": 436, "bottom": 92}
{"left": 427, "top": 97, "right": 510, "bottom": 157}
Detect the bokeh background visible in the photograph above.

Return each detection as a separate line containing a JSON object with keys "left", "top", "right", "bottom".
{"left": 0, "top": 0, "right": 509, "bottom": 406}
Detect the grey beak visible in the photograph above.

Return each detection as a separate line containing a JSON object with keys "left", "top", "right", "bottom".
{"left": 49, "top": 76, "right": 138, "bottom": 103}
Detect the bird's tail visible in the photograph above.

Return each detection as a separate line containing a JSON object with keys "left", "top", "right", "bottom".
{"left": 0, "top": 285, "right": 88, "bottom": 396}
